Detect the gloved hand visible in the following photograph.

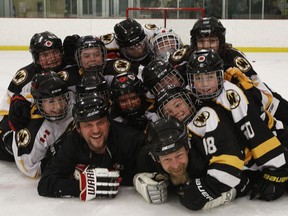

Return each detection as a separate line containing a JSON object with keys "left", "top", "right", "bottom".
{"left": 250, "top": 167, "right": 288, "bottom": 201}
{"left": 133, "top": 172, "right": 169, "bottom": 204}
{"left": 8, "top": 94, "right": 31, "bottom": 131}
{"left": 79, "top": 168, "right": 120, "bottom": 201}
{"left": 235, "top": 173, "right": 253, "bottom": 198}
{"left": 224, "top": 67, "right": 254, "bottom": 90}
{"left": 63, "top": 34, "right": 80, "bottom": 63}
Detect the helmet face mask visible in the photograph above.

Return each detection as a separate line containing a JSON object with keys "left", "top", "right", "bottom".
{"left": 36, "top": 92, "right": 71, "bottom": 121}
{"left": 31, "top": 71, "right": 71, "bottom": 121}
{"left": 142, "top": 60, "right": 185, "bottom": 96}
{"left": 76, "top": 72, "right": 111, "bottom": 103}
{"left": 120, "top": 37, "right": 150, "bottom": 61}
{"left": 29, "top": 31, "right": 63, "bottom": 71}
{"left": 150, "top": 28, "right": 183, "bottom": 61}
{"left": 75, "top": 35, "right": 107, "bottom": 72}
{"left": 190, "top": 17, "right": 226, "bottom": 52}
{"left": 186, "top": 49, "right": 224, "bottom": 100}
{"left": 114, "top": 18, "right": 151, "bottom": 61}
{"left": 111, "top": 72, "right": 145, "bottom": 119}
{"left": 156, "top": 87, "right": 196, "bottom": 125}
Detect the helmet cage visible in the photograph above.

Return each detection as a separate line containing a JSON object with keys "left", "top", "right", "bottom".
{"left": 157, "top": 88, "right": 196, "bottom": 125}
{"left": 151, "top": 69, "right": 185, "bottom": 96}
{"left": 35, "top": 91, "right": 72, "bottom": 121}
{"left": 76, "top": 73, "right": 111, "bottom": 102}
{"left": 190, "top": 17, "right": 226, "bottom": 50}
{"left": 29, "top": 31, "right": 63, "bottom": 70}
{"left": 75, "top": 36, "right": 107, "bottom": 72}
{"left": 111, "top": 72, "right": 145, "bottom": 118}
{"left": 150, "top": 29, "right": 183, "bottom": 61}
{"left": 121, "top": 37, "right": 151, "bottom": 62}
{"left": 187, "top": 70, "right": 224, "bottom": 100}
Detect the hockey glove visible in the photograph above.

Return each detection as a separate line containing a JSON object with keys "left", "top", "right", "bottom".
{"left": 133, "top": 172, "right": 169, "bottom": 204}
{"left": 79, "top": 168, "right": 120, "bottom": 201}
{"left": 177, "top": 179, "right": 236, "bottom": 211}
{"left": 63, "top": 34, "right": 80, "bottom": 63}
{"left": 8, "top": 94, "right": 31, "bottom": 131}
{"left": 235, "top": 173, "right": 253, "bottom": 198}
{"left": 224, "top": 67, "right": 254, "bottom": 90}
{"left": 250, "top": 167, "right": 288, "bottom": 201}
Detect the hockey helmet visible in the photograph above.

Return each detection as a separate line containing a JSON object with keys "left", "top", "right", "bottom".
{"left": 146, "top": 116, "right": 190, "bottom": 161}
{"left": 186, "top": 49, "right": 224, "bottom": 100}
{"left": 31, "top": 71, "right": 71, "bottom": 121}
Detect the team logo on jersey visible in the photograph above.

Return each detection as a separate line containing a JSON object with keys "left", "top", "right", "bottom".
{"left": 113, "top": 59, "right": 131, "bottom": 73}
{"left": 234, "top": 56, "right": 251, "bottom": 73}
{"left": 193, "top": 111, "right": 210, "bottom": 127}
{"left": 144, "top": 24, "right": 158, "bottom": 30}
{"left": 171, "top": 48, "right": 187, "bottom": 61}
{"left": 58, "top": 70, "right": 69, "bottom": 81}
{"left": 12, "top": 69, "right": 28, "bottom": 85}
{"left": 226, "top": 89, "right": 240, "bottom": 109}
{"left": 16, "top": 129, "right": 31, "bottom": 147}
{"left": 100, "top": 33, "right": 114, "bottom": 45}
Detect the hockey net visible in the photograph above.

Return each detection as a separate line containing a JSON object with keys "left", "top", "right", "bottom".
{"left": 126, "top": 7, "right": 205, "bottom": 45}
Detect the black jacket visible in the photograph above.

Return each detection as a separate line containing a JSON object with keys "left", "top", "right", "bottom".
{"left": 37, "top": 120, "right": 145, "bottom": 198}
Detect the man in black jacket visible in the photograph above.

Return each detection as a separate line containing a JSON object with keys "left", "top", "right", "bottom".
{"left": 37, "top": 94, "right": 146, "bottom": 201}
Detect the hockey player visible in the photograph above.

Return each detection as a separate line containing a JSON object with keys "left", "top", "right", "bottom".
{"left": 100, "top": 18, "right": 158, "bottom": 65}
{"left": 110, "top": 72, "right": 159, "bottom": 131}
{"left": 155, "top": 86, "right": 196, "bottom": 125}
{"left": 149, "top": 27, "right": 183, "bottom": 62}
{"left": 0, "top": 31, "right": 78, "bottom": 161}
{"left": 11, "top": 71, "right": 74, "bottom": 178}
{"left": 134, "top": 116, "right": 246, "bottom": 210}
{"left": 186, "top": 49, "right": 288, "bottom": 201}
{"left": 142, "top": 59, "right": 186, "bottom": 98}
{"left": 75, "top": 71, "right": 111, "bottom": 103}
{"left": 37, "top": 94, "right": 146, "bottom": 201}
{"left": 74, "top": 35, "right": 107, "bottom": 74}
{"left": 189, "top": 16, "right": 288, "bottom": 125}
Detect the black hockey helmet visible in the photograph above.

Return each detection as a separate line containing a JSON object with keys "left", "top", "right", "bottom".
{"left": 114, "top": 18, "right": 146, "bottom": 48}
{"left": 190, "top": 17, "right": 226, "bottom": 50}
{"left": 73, "top": 94, "right": 110, "bottom": 125}
{"left": 76, "top": 71, "right": 111, "bottom": 102}
{"left": 155, "top": 86, "right": 196, "bottom": 125}
{"left": 29, "top": 31, "right": 63, "bottom": 67}
{"left": 146, "top": 116, "right": 190, "bottom": 161}
{"left": 111, "top": 72, "right": 146, "bottom": 119}
{"left": 142, "top": 59, "right": 185, "bottom": 96}
{"left": 114, "top": 18, "right": 150, "bottom": 61}
{"left": 74, "top": 35, "right": 107, "bottom": 72}
{"left": 186, "top": 49, "right": 224, "bottom": 100}
{"left": 31, "top": 71, "right": 71, "bottom": 121}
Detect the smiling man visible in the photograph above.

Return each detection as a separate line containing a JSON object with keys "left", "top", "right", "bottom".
{"left": 38, "top": 93, "right": 146, "bottom": 201}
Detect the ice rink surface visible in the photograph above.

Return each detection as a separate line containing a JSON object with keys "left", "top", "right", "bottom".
{"left": 0, "top": 51, "right": 288, "bottom": 216}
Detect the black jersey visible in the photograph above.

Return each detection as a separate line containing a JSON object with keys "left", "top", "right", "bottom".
{"left": 181, "top": 105, "right": 244, "bottom": 210}
{"left": 221, "top": 47, "right": 288, "bottom": 125}
{"left": 37, "top": 120, "right": 145, "bottom": 198}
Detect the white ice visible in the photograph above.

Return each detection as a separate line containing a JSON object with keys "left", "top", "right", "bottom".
{"left": 0, "top": 51, "right": 288, "bottom": 216}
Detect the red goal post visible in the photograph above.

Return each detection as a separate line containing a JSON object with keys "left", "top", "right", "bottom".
{"left": 126, "top": 7, "right": 205, "bottom": 45}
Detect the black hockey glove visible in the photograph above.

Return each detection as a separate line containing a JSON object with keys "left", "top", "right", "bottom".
{"left": 235, "top": 173, "right": 253, "bottom": 198}
{"left": 8, "top": 94, "right": 31, "bottom": 131}
{"left": 250, "top": 167, "right": 288, "bottom": 201}
{"left": 63, "top": 34, "right": 80, "bottom": 63}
